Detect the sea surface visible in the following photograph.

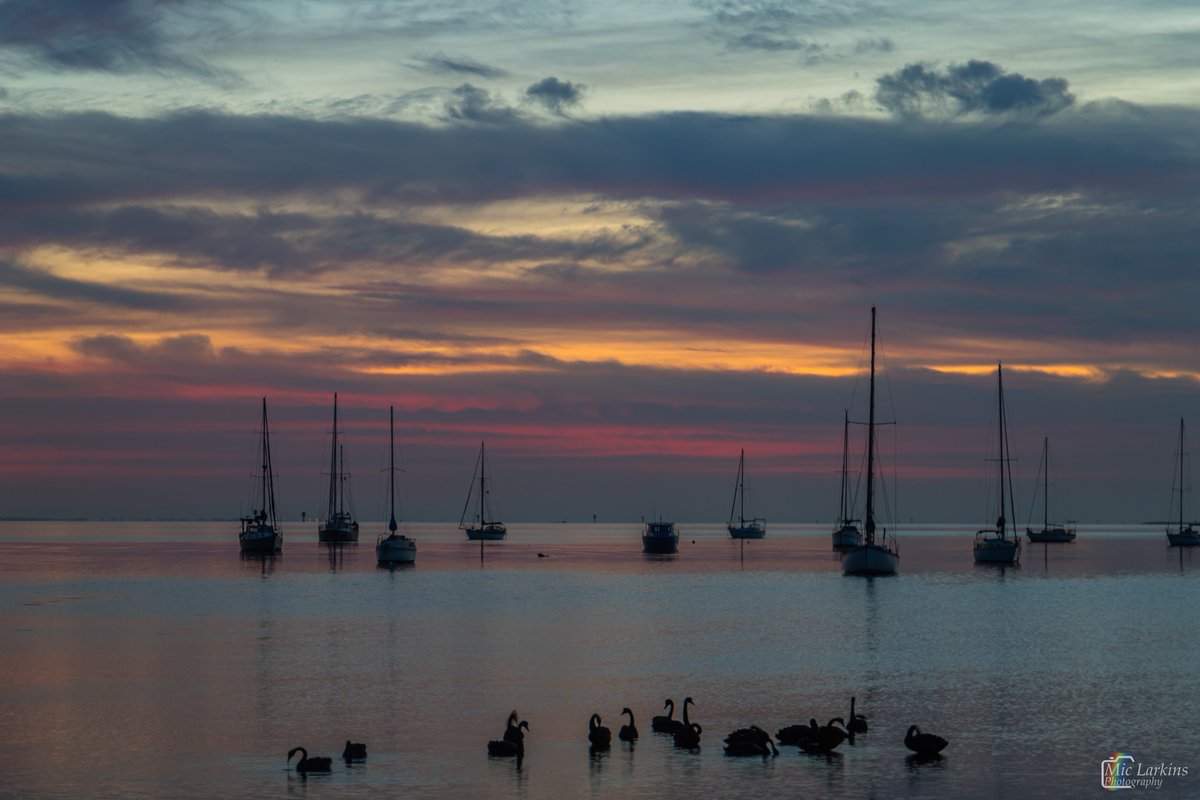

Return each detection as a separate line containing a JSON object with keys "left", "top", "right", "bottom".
{"left": 2, "top": 521, "right": 1198, "bottom": 799}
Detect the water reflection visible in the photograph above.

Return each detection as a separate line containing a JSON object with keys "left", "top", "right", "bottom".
{"left": 4, "top": 522, "right": 1200, "bottom": 800}
{"left": 905, "top": 752, "right": 947, "bottom": 771}
{"left": 239, "top": 552, "right": 277, "bottom": 577}
{"left": 322, "top": 542, "right": 352, "bottom": 571}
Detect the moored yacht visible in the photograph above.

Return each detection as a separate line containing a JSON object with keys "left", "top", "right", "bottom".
{"left": 1026, "top": 437, "right": 1076, "bottom": 543}
{"left": 974, "top": 363, "right": 1020, "bottom": 565}
{"left": 1166, "top": 419, "right": 1200, "bottom": 547}
{"left": 318, "top": 393, "right": 359, "bottom": 543}
{"left": 841, "top": 307, "right": 899, "bottom": 576}
{"left": 239, "top": 397, "right": 282, "bottom": 554}
{"left": 727, "top": 449, "right": 766, "bottom": 539}
{"left": 642, "top": 519, "right": 679, "bottom": 554}
{"left": 460, "top": 441, "right": 507, "bottom": 540}
{"left": 376, "top": 406, "right": 416, "bottom": 565}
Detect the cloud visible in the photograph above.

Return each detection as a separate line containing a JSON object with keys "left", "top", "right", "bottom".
{"left": 0, "top": 259, "right": 184, "bottom": 310}
{"left": 0, "top": 0, "right": 239, "bottom": 83}
{"left": 696, "top": 0, "right": 879, "bottom": 57}
{"left": 875, "top": 60, "right": 1075, "bottom": 119}
{"left": 524, "top": 76, "right": 586, "bottom": 115}
{"left": 74, "top": 332, "right": 214, "bottom": 364}
{"left": 410, "top": 52, "right": 508, "bottom": 78}
{"left": 854, "top": 37, "right": 894, "bottom": 55}
{"left": 442, "top": 83, "right": 522, "bottom": 124}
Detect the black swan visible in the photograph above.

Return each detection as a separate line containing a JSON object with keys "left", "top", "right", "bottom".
{"left": 618, "top": 707, "right": 639, "bottom": 741}
{"left": 588, "top": 713, "right": 612, "bottom": 749}
{"left": 776, "top": 717, "right": 818, "bottom": 747}
{"left": 905, "top": 725, "right": 948, "bottom": 756}
{"left": 651, "top": 699, "right": 681, "bottom": 734}
{"left": 342, "top": 740, "right": 367, "bottom": 760}
{"left": 489, "top": 712, "right": 529, "bottom": 758}
{"left": 673, "top": 722, "right": 702, "bottom": 748}
{"left": 723, "top": 725, "right": 777, "bottom": 757}
{"left": 799, "top": 718, "right": 847, "bottom": 754}
{"left": 287, "top": 747, "right": 333, "bottom": 773}
{"left": 848, "top": 696, "right": 868, "bottom": 734}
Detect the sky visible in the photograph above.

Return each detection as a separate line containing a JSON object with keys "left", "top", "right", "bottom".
{"left": 0, "top": 0, "right": 1198, "bottom": 524}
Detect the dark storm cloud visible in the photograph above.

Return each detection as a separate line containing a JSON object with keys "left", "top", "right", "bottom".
{"left": 0, "top": 101, "right": 1198, "bottom": 344}
{"left": 2, "top": 103, "right": 1195, "bottom": 213}
{"left": 875, "top": 60, "right": 1075, "bottom": 119}
{"left": 0, "top": 0, "right": 238, "bottom": 83}
{"left": 524, "top": 76, "right": 585, "bottom": 115}
{"left": 410, "top": 52, "right": 508, "bottom": 78}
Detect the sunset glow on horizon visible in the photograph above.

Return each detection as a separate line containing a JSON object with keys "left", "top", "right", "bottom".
{"left": 1, "top": 1, "right": 1198, "bottom": 523}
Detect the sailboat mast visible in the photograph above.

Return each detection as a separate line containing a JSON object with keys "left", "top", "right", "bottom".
{"left": 728, "top": 451, "right": 742, "bottom": 525}
{"left": 327, "top": 393, "right": 339, "bottom": 521}
{"left": 480, "top": 441, "right": 487, "bottom": 526}
{"left": 261, "top": 397, "right": 276, "bottom": 525}
{"left": 840, "top": 410, "right": 850, "bottom": 523}
{"left": 1180, "top": 419, "right": 1186, "bottom": 531}
{"left": 339, "top": 443, "right": 345, "bottom": 517}
{"left": 997, "top": 363, "right": 1014, "bottom": 537}
{"left": 1043, "top": 436, "right": 1049, "bottom": 530}
{"left": 738, "top": 450, "right": 746, "bottom": 525}
{"left": 388, "top": 406, "right": 397, "bottom": 532}
{"left": 864, "top": 306, "right": 877, "bottom": 545}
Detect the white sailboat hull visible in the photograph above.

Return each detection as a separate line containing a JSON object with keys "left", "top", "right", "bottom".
{"left": 974, "top": 533, "right": 1020, "bottom": 564}
{"left": 376, "top": 534, "right": 417, "bottom": 564}
{"left": 842, "top": 543, "right": 898, "bottom": 575}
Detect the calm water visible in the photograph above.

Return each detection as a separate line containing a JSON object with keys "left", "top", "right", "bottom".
{"left": 2, "top": 521, "right": 1198, "bottom": 799}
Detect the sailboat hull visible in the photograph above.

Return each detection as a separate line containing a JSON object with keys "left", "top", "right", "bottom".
{"left": 1167, "top": 528, "right": 1200, "bottom": 547}
{"left": 841, "top": 543, "right": 898, "bottom": 575}
{"left": 728, "top": 522, "right": 765, "bottom": 539}
{"left": 832, "top": 524, "right": 863, "bottom": 550}
{"left": 318, "top": 519, "right": 360, "bottom": 543}
{"left": 466, "top": 523, "right": 507, "bottom": 541}
{"left": 973, "top": 533, "right": 1020, "bottom": 564}
{"left": 1027, "top": 527, "right": 1076, "bottom": 543}
{"left": 239, "top": 525, "right": 281, "bottom": 553}
{"left": 376, "top": 534, "right": 417, "bottom": 563}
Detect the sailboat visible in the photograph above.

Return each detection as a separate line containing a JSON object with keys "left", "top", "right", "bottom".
{"left": 832, "top": 410, "right": 864, "bottom": 550}
{"left": 318, "top": 393, "right": 359, "bottom": 543}
{"left": 376, "top": 406, "right": 417, "bottom": 564}
{"left": 1166, "top": 419, "right": 1200, "bottom": 547}
{"left": 973, "top": 363, "right": 1021, "bottom": 565}
{"left": 1026, "top": 437, "right": 1076, "bottom": 543}
{"left": 841, "top": 307, "right": 899, "bottom": 576}
{"left": 727, "top": 449, "right": 766, "bottom": 539}
{"left": 239, "top": 397, "right": 283, "bottom": 553}
{"left": 460, "top": 441, "right": 507, "bottom": 540}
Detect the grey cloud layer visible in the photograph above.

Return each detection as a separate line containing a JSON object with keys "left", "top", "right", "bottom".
{"left": 2, "top": 101, "right": 1198, "bottom": 353}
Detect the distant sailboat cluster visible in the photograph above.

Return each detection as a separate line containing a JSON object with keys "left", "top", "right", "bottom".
{"left": 238, "top": 307, "right": 1198, "bottom": 566}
